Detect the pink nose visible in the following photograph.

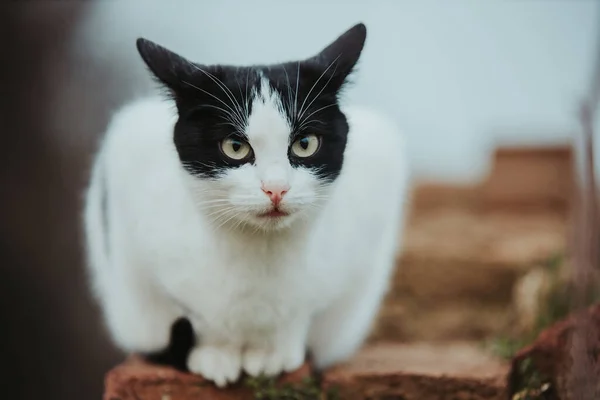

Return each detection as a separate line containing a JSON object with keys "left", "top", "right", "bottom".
{"left": 261, "top": 184, "right": 289, "bottom": 206}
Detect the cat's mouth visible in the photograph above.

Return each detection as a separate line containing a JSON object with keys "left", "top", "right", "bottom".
{"left": 258, "top": 208, "right": 289, "bottom": 218}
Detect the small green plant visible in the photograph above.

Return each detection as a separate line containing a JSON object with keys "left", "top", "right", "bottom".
{"left": 510, "top": 357, "right": 554, "bottom": 400}
{"left": 487, "top": 335, "right": 530, "bottom": 361}
{"left": 243, "top": 374, "right": 339, "bottom": 400}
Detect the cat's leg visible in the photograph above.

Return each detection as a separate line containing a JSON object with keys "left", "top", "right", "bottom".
{"left": 186, "top": 317, "right": 309, "bottom": 387}
{"left": 241, "top": 317, "right": 309, "bottom": 378}
{"left": 99, "top": 267, "right": 181, "bottom": 354}
{"left": 186, "top": 319, "right": 244, "bottom": 387}
{"left": 307, "top": 265, "right": 392, "bottom": 369}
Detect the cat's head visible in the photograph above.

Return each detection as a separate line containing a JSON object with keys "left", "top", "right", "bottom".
{"left": 136, "top": 23, "right": 366, "bottom": 232}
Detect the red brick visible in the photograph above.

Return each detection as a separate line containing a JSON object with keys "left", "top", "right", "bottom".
{"left": 104, "top": 343, "right": 509, "bottom": 400}
{"left": 104, "top": 356, "right": 311, "bottom": 400}
{"left": 509, "top": 303, "right": 600, "bottom": 399}
{"left": 323, "top": 342, "right": 508, "bottom": 400}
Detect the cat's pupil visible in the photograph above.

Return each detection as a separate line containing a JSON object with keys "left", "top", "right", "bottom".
{"left": 300, "top": 138, "right": 309, "bottom": 150}
{"left": 232, "top": 141, "right": 241, "bottom": 152}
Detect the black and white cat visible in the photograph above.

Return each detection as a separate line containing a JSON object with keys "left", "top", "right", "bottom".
{"left": 83, "top": 23, "right": 408, "bottom": 387}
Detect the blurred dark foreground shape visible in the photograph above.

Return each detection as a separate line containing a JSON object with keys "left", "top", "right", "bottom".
{"left": 0, "top": 4, "right": 120, "bottom": 400}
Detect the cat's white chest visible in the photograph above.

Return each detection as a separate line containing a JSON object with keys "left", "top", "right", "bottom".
{"left": 218, "top": 283, "right": 295, "bottom": 339}
{"left": 154, "top": 231, "right": 314, "bottom": 341}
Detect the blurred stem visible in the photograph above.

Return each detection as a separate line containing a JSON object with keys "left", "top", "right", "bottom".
{"left": 574, "top": 100, "right": 598, "bottom": 311}
{"left": 567, "top": 12, "right": 600, "bottom": 396}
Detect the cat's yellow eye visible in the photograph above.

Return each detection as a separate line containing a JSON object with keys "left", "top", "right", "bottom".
{"left": 220, "top": 137, "right": 252, "bottom": 161}
{"left": 291, "top": 134, "right": 320, "bottom": 158}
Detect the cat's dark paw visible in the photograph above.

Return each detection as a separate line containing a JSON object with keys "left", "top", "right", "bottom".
{"left": 143, "top": 317, "right": 195, "bottom": 371}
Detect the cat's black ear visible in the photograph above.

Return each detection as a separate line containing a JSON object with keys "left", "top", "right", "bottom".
{"left": 306, "top": 23, "right": 367, "bottom": 88}
{"left": 136, "top": 38, "right": 196, "bottom": 91}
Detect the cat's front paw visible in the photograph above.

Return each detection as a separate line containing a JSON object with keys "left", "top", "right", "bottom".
{"left": 242, "top": 344, "right": 305, "bottom": 377}
{"left": 187, "top": 345, "right": 242, "bottom": 387}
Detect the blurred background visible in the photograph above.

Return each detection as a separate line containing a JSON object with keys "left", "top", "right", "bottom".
{"left": 1, "top": 1, "right": 598, "bottom": 399}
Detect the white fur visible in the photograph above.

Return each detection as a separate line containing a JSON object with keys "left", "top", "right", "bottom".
{"left": 84, "top": 89, "right": 409, "bottom": 386}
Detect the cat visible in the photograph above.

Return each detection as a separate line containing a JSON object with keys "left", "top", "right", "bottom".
{"left": 83, "top": 22, "right": 409, "bottom": 387}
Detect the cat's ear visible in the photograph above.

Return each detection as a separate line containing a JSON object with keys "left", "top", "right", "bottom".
{"left": 136, "top": 38, "right": 197, "bottom": 92}
{"left": 305, "top": 23, "right": 367, "bottom": 89}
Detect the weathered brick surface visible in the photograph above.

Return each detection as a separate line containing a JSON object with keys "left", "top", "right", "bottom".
{"left": 323, "top": 342, "right": 508, "bottom": 400}
{"left": 105, "top": 343, "right": 508, "bottom": 400}
{"left": 104, "top": 356, "right": 311, "bottom": 400}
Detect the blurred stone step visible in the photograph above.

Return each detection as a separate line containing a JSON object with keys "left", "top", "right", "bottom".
{"left": 371, "top": 301, "right": 513, "bottom": 342}
{"left": 399, "top": 208, "right": 566, "bottom": 296}
{"left": 481, "top": 146, "right": 574, "bottom": 210}
{"left": 412, "top": 145, "right": 574, "bottom": 213}
{"left": 397, "top": 146, "right": 570, "bottom": 305}
{"left": 373, "top": 203, "right": 567, "bottom": 342}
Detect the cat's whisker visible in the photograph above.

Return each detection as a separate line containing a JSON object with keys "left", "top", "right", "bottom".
{"left": 282, "top": 65, "right": 295, "bottom": 123}
{"left": 196, "top": 104, "right": 237, "bottom": 121}
{"left": 227, "top": 216, "right": 250, "bottom": 235}
{"left": 199, "top": 105, "right": 245, "bottom": 132}
{"left": 297, "top": 104, "right": 337, "bottom": 130}
{"left": 182, "top": 80, "right": 245, "bottom": 129}
{"left": 244, "top": 69, "right": 251, "bottom": 123}
{"left": 197, "top": 202, "right": 230, "bottom": 209}
{"left": 214, "top": 210, "right": 242, "bottom": 231}
{"left": 188, "top": 187, "right": 227, "bottom": 195}
{"left": 204, "top": 205, "right": 237, "bottom": 217}
{"left": 197, "top": 198, "right": 232, "bottom": 203}
{"left": 294, "top": 62, "right": 300, "bottom": 124}
{"left": 235, "top": 75, "right": 246, "bottom": 115}
{"left": 296, "top": 55, "right": 340, "bottom": 122}
{"left": 208, "top": 213, "right": 238, "bottom": 232}
{"left": 297, "top": 119, "right": 325, "bottom": 131}
{"left": 197, "top": 203, "right": 233, "bottom": 211}
{"left": 235, "top": 75, "right": 251, "bottom": 128}
{"left": 231, "top": 196, "right": 265, "bottom": 202}
{"left": 191, "top": 65, "right": 247, "bottom": 129}
{"left": 297, "top": 62, "right": 339, "bottom": 123}
{"left": 184, "top": 161, "right": 219, "bottom": 169}
{"left": 215, "top": 121, "right": 247, "bottom": 135}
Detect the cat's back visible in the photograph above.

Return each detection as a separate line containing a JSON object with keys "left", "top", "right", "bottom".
{"left": 339, "top": 105, "right": 409, "bottom": 197}
{"left": 93, "top": 96, "right": 196, "bottom": 245}
{"left": 98, "top": 96, "right": 188, "bottom": 215}
{"left": 101, "top": 96, "right": 177, "bottom": 168}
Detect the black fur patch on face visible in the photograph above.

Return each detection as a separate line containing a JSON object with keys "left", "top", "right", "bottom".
{"left": 136, "top": 23, "right": 367, "bottom": 182}
{"left": 265, "top": 62, "right": 350, "bottom": 181}
{"left": 171, "top": 67, "right": 259, "bottom": 179}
